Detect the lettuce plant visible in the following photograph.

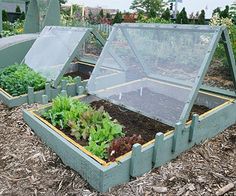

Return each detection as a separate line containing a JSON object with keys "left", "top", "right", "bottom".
{"left": 43, "top": 96, "right": 125, "bottom": 159}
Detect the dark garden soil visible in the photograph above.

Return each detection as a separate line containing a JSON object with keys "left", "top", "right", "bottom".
{"left": 204, "top": 62, "right": 235, "bottom": 90}
{"left": 91, "top": 100, "right": 209, "bottom": 142}
{"left": 85, "top": 43, "right": 102, "bottom": 57}
{"left": 52, "top": 100, "right": 209, "bottom": 150}
{"left": 45, "top": 99, "right": 209, "bottom": 162}
{"left": 64, "top": 70, "right": 91, "bottom": 80}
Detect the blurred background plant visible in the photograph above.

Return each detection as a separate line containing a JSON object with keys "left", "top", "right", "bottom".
{"left": 0, "top": 20, "right": 24, "bottom": 37}
{"left": 210, "top": 12, "right": 236, "bottom": 66}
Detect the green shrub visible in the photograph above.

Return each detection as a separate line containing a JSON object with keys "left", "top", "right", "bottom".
{"left": 0, "top": 64, "right": 46, "bottom": 96}
{"left": 0, "top": 20, "right": 24, "bottom": 37}
{"left": 210, "top": 14, "right": 236, "bottom": 65}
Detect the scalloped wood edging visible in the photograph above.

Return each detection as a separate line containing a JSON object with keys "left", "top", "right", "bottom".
{"left": 23, "top": 94, "right": 236, "bottom": 192}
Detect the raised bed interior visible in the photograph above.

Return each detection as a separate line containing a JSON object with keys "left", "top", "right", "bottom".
{"left": 64, "top": 61, "right": 94, "bottom": 80}
{"left": 30, "top": 89, "right": 231, "bottom": 164}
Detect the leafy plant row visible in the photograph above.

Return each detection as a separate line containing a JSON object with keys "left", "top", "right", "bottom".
{"left": 0, "top": 64, "right": 46, "bottom": 96}
{"left": 0, "top": 64, "right": 77, "bottom": 97}
{"left": 42, "top": 96, "right": 144, "bottom": 160}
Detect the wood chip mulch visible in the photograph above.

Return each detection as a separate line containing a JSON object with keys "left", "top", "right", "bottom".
{"left": 0, "top": 103, "right": 235, "bottom": 195}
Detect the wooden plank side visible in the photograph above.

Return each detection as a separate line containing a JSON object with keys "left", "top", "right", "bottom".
{"left": 153, "top": 101, "right": 236, "bottom": 167}
{"left": 23, "top": 110, "right": 106, "bottom": 191}
{"left": 23, "top": 97, "right": 236, "bottom": 192}
{"left": 23, "top": 109, "right": 135, "bottom": 192}
{"left": 101, "top": 160, "right": 130, "bottom": 192}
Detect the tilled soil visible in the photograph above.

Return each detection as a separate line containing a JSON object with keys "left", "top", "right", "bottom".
{"left": 0, "top": 103, "right": 235, "bottom": 195}
{"left": 204, "top": 62, "right": 235, "bottom": 90}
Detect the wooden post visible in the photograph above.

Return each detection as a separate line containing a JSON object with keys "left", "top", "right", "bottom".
{"left": 45, "top": 83, "right": 51, "bottom": 100}
{"left": 153, "top": 132, "right": 164, "bottom": 167}
{"left": 77, "top": 86, "right": 85, "bottom": 95}
{"left": 130, "top": 144, "right": 142, "bottom": 177}
{"left": 189, "top": 114, "right": 199, "bottom": 142}
{"left": 61, "top": 90, "right": 67, "bottom": 97}
{"left": 172, "top": 122, "right": 183, "bottom": 153}
{"left": 42, "top": 95, "right": 48, "bottom": 104}
{"left": 27, "top": 87, "right": 34, "bottom": 104}
{"left": 61, "top": 80, "right": 67, "bottom": 91}
{"left": 74, "top": 76, "right": 82, "bottom": 84}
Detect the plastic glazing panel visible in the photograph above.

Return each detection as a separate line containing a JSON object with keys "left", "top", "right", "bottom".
{"left": 25, "top": 26, "right": 88, "bottom": 81}
{"left": 87, "top": 24, "right": 221, "bottom": 126}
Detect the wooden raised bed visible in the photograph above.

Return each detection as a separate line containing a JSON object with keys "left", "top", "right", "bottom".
{"left": 0, "top": 61, "right": 93, "bottom": 107}
{"left": 23, "top": 90, "right": 236, "bottom": 192}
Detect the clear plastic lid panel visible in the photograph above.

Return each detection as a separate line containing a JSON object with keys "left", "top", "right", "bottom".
{"left": 87, "top": 24, "right": 221, "bottom": 126}
{"left": 78, "top": 33, "right": 103, "bottom": 62}
{"left": 25, "top": 26, "right": 88, "bottom": 81}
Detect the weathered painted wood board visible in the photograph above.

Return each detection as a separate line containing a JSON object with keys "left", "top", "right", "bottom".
{"left": 0, "top": 39, "right": 36, "bottom": 69}
{"left": 0, "top": 79, "right": 87, "bottom": 108}
{"left": 23, "top": 94, "right": 236, "bottom": 192}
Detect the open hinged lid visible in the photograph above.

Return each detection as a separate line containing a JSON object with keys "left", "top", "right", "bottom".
{"left": 23, "top": 26, "right": 105, "bottom": 87}
{"left": 87, "top": 23, "right": 236, "bottom": 126}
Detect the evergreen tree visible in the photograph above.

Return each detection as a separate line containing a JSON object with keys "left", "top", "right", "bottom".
{"left": 212, "top": 7, "right": 221, "bottom": 16}
{"left": 19, "top": 12, "right": 25, "bottom": 21}
{"left": 99, "top": 9, "right": 104, "bottom": 18}
{"left": 15, "top": 5, "right": 21, "bottom": 13}
{"left": 59, "top": 0, "right": 67, "bottom": 5}
{"left": 197, "top": 10, "right": 205, "bottom": 24}
{"left": 161, "top": 8, "right": 171, "bottom": 20}
{"left": 221, "top": 5, "right": 230, "bottom": 18}
{"left": 112, "top": 11, "right": 123, "bottom": 24}
{"left": 106, "top": 12, "right": 111, "bottom": 19}
{"left": 176, "top": 7, "right": 188, "bottom": 24}
{"left": 2, "top": 10, "right": 8, "bottom": 22}
{"left": 181, "top": 8, "right": 188, "bottom": 24}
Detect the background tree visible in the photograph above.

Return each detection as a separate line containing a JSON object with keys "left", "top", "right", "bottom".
{"left": 15, "top": 5, "right": 21, "bottom": 13}
{"left": 130, "top": 0, "right": 165, "bottom": 18}
{"left": 212, "top": 7, "right": 221, "bottom": 16}
{"left": 112, "top": 11, "right": 123, "bottom": 24}
{"left": 221, "top": 5, "right": 230, "bottom": 18}
{"left": 99, "top": 9, "right": 104, "bottom": 19}
{"left": 59, "top": 0, "right": 67, "bottom": 5}
{"left": 230, "top": 1, "right": 236, "bottom": 23}
{"left": 176, "top": 7, "right": 188, "bottom": 24}
{"left": 19, "top": 12, "right": 25, "bottom": 21}
{"left": 197, "top": 10, "right": 205, "bottom": 24}
{"left": 88, "top": 10, "right": 97, "bottom": 24}
{"left": 137, "top": 11, "right": 145, "bottom": 20}
{"left": 161, "top": 8, "right": 171, "bottom": 20}
{"left": 212, "top": 6, "right": 230, "bottom": 18}
{"left": 2, "top": 10, "right": 8, "bottom": 22}
{"left": 106, "top": 12, "right": 111, "bottom": 19}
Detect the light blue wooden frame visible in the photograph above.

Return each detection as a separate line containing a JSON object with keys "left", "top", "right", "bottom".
{"left": 23, "top": 92, "right": 236, "bottom": 192}
{"left": 179, "top": 27, "right": 236, "bottom": 124}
